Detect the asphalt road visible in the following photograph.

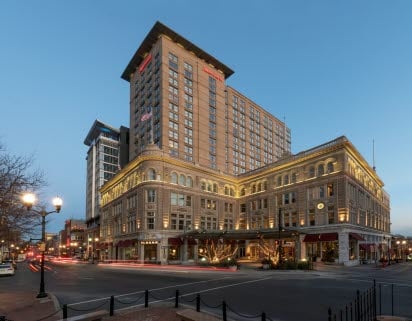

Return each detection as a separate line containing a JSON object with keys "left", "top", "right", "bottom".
{"left": 1, "top": 261, "right": 411, "bottom": 321}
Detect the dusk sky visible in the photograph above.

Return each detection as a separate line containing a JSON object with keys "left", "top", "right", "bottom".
{"left": 1, "top": 1, "right": 411, "bottom": 236}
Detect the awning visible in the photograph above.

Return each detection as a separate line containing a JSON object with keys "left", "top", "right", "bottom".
{"left": 349, "top": 233, "right": 364, "bottom": 241}
{"left": 360, "top": 243, "right": 376, "bottom": 251}
{"left": 168, "top": 237, "right": 183, "bottom": 246}
{"left": 116, "top": 240, "right": 135, "bottom": 247}
{"left": 303, "top": 234, "right": 320, "bottom": 242}
{"left": 187, "top": 238, "right": 197, "bottom": 245}
{"left": 319, "top": 233, "right": 338, "bottom": 242}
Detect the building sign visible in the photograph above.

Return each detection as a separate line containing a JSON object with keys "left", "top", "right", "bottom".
{"left": 139, "top": 53, "right": 152, "bottom": 73}
{"left": 203, "top": 67, "right": 224, "bottom": 82}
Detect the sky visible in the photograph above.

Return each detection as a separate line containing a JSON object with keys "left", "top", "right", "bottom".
{"left": 1, "top": 1, "right": 411, "bottom": 236}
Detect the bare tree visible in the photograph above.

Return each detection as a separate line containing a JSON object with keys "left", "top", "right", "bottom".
{"left": 198, "top": 238, "right": 238, "bottom": 264}
{"left": 0, "top": 142, "right": 46, "bottom": 241}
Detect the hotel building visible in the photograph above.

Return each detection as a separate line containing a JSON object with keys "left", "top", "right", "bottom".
{"left": 84, "top": 120, "right": 129, "bottom": 258}
{"left": 98, "top": 22, "right": 390, "bottom": 266}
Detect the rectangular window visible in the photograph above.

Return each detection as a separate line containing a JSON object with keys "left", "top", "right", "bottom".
{"left": 147, "top": 190, "right": 156, "bottom": 203}
{"left": 147, "top": 211, "right": 155, "bottom": 229}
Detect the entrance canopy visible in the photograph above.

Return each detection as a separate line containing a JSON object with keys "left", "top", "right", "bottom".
{"left": 303, "top": 233, "right": 338, "bottom": 242}
{"left": 179, "top": 228, "right": 298, "bottom": 241}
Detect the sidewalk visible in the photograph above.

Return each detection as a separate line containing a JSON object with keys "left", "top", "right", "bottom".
{"left": 0, "top": 291, "right": 62, "bottom": 321}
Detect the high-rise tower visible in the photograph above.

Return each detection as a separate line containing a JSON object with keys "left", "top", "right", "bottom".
{"left": 122, "top": 21, "right": 291, "bottom": 175}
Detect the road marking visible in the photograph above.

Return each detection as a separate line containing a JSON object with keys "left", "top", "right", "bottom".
{"left": 68, "top": 276, "right": 238, "bottom": 306}
{"left": 115, "top": 276, "right": 274, "bottom": 313}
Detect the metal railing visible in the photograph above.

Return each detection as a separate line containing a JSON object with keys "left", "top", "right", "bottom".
{"left": 328, "top": 279, "right": 412, "bottom": 321}
{"left": 63, "top": 288, "right": 275, "bottom": 320}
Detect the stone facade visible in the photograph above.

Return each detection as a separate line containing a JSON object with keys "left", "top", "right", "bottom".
{"left": 100, "top": 137, "right": 390, "bottom": 266}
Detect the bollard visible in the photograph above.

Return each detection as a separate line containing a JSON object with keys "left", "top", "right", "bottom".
{"left": 110, "top": 295, "right": 114, "bottom": 316}
{"left": 175, "top": 289, "right": 179, "bottom": 308}
{"left": 196, "top": 293, "right": 200, "bottom": 312}
{"left": 63, "top": 304, "right": 68, "bottom": 319}
{"left": 145, "top": 289, "right": 149, "bottom": 308}
{"left": 328, "top": 307, "right": 332, "bottom": 321}
{"left": 261, "top": 312, "right": 266, "bottom": 321}
{"left": 222, "top": 300, "right": 227, "bottom": 321}
{"left": 356, "top": 290, "right": 360, "bottom": 321}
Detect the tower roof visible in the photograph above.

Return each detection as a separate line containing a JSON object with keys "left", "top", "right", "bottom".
{"left": 121, "top": 21, "right": 234, "bottom": 81}
{"left": 84, "top": 119, "right": 120, "bottom": 146}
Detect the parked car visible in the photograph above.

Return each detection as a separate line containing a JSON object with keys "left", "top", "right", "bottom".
{"left": 3, "top": 259, "right": 17, "bottom": 269}
{"left": 0, "top": 263, "right": 15, "bottom": 276}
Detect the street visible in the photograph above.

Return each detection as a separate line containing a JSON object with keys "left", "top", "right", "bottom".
{"left": 1, "top": 261, "right": 411, "bottom": 321}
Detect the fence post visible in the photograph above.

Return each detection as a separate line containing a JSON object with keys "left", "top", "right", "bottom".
{"left": 356, "top": 290, "right": 360, "bottom": 321}
{"left": 110, "top": 295, "right": 114, "bottom": 316}
{"left": 346, "top": 305, "right": 348, "bottom": 321}
{"left": 391, "top": 284, "right": 394, "bottom": 316}
{"left": 145, "top": 289, "right": 149, "bottom": 308}
{"left": 175, "top": 289, "right": 179, "bottom": 308}
{"left": 63, "top": 304, "right": 68, "bottom": 319}
{"left": 261, "top": 312, "right": 266, "bottom": 321}
{"left": 340, "top": 309, "right": 343, "bottom": 321}
{"left": 222, "top": 300, "right": 227, "bottom": 321}
{"left": 350, "top": 302, "right": 353, "bottom": 321}
{"left": 196, "top": 293, "right": 200, "bottom": 312}
{"left": 328, "top": 307, "right": 332, "bottom": 321}
{"left": 379, "top": 283, "right": 382, "bottom": 316}
{"left": 373, "top": 280, "right": 377, "bottom": 321}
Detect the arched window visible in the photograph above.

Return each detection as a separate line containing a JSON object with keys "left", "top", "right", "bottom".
{"left": 318, "top": 164, "right": 324, "bottom": 176}
{"left": 170, "top": 172, "right": 178, "bottom": 184}
{"left": 201, "top": 181, "right": 206, "bottom": 191}
{"left": 224, "top": 186, "right": 229, "bottom": 195}
{"left": 257, "top": 183, "right": 262, "bottom": 192}
{"left": 284, "top": 175, "right": 289, "bottom": 185}
{"left": 179, "top": 174, "right": 186, "bottom": 186}
{"left": 207, "top": 183, "right": 212, "bottom": 192}
{"left": 147, "top": 168, "right": 156, "bottom": 180}
{"left": 291, "top": 173, "right": 297, "bottom": 183}
{"left": 240, "top": 188, "right": 246, "bottom": 196}
{"left": 327, "top": 162, "right": 334, "bottom": 173}
{"left": 252, "top": 184, "right": 256, "bottom": 193}
{"left": 309, "top": 166, "right": 315, "bottom": 178}
{"left": 230, "top": 188, "right": 235, "bottom": 196}
{"left": 263, "top": 181, "right": 267, "bottom": 191}
{"left": 186, "top": 176, "right": 193, "bottom": 187}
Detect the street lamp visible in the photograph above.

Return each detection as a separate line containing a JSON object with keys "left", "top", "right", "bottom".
{"left": 22, "top": 192, "right": 62, "bottom": 298}
{"left": 88, "top": 237, "right": 99, "bottom": 263}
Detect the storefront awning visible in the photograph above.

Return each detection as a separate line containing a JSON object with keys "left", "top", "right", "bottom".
{"left": 303, "top": 234, "right": 320, "bottom": 242}
{"left": 168, "top": 237, "right": 183, "bottom": 246}
{"left": 360, "top": 243, "right": 376, "bottom": 251}
{"left": 319, "top": 233, "right": 338, "bottom": 242}
{"left": 349, "top": 233, "right": 364, "bottom": 241}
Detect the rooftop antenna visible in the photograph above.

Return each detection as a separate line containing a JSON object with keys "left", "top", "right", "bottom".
{"left": 372, "top": 139, "right": 376, "bottom": 171}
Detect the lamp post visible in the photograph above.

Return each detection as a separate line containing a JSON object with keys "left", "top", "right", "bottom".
{"left": 88, "top": 237, "right": 99, "bottom": 263}
{"left": 22, "top": 193, "right": 62, "bottom": 298}
{"left": 1, "top": 240, "right": 4, "bottom": 262}
{"left": 402, "top": 240, "right": 407, "bottom": 261}
{"left": 278, "top": 207, "right": 283, "bottom": 265}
